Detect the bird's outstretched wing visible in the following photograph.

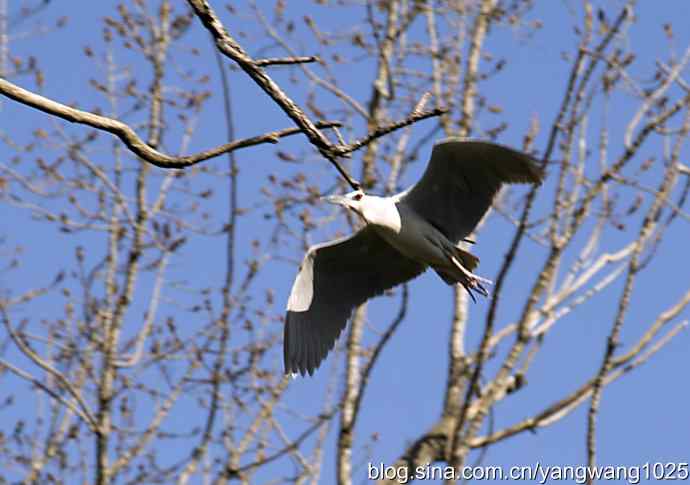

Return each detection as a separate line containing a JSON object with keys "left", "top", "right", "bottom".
{"left": 398, "top": 138, "right": 543, "bottom": 243}
{"left": 284, "top": 226, "right": 425, "bottom": 376}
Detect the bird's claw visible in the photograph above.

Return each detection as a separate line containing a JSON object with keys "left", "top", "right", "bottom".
{"left": 461, "top": 273, "right": 492, "bottom": 301}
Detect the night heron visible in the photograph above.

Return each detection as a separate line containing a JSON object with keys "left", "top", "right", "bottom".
{"left": 284, "top": 138, "right": 543, "bottom": 376}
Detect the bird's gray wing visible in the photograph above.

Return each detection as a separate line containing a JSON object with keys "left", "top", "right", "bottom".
{"left": 284, "top": 226, "right": 425, "bottom": 376}
{"left": 398, "top": 138, "right": 543, "bottom": 243}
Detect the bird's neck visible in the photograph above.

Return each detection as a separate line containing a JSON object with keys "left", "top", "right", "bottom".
{"left": 360, "top": 196, "right": 401, "bottom": 233}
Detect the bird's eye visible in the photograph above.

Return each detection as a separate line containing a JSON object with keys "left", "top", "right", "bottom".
{"left": 353, "top": 192, "right": 363, "bottom": 201}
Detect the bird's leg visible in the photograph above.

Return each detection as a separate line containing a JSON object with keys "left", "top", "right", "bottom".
{"left": 449, "top": 254, "right": 492, "bottom": 298}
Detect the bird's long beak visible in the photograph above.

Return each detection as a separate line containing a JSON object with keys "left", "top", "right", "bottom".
{"left": 322, "top": 194, "right": 349, "bottom": 207}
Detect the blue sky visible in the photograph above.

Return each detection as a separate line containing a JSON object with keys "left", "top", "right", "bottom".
{"left": 2, "top": 1, "right": 689, "bottom": 483}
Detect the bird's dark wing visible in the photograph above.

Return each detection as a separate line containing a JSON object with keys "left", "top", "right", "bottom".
{"left": 398, "top": 138, "right": 543, "bottom": 243}
{"left": 284, "top": 226, "right": 425, "bottom": 376}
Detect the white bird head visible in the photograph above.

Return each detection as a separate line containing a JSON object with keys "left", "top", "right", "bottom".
{"left": 323, "top": 189, "right": 367, "bottom": 218}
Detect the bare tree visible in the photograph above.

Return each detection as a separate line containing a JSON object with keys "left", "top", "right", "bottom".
{"left": 1, "top": 1, "right": 688, "bottom": 484}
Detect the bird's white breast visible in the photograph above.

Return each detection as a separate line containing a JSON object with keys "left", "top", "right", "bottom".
{"left": 368, "top": 199, "right": 449, "bottom": 267}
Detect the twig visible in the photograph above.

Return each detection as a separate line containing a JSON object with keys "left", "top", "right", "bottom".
{"left": 0, "top": 358, "right": 94, "bottom": 430}
{"left": 224, "top": 411, "right": 335, "bottom": 477}
{"left": 185, "top": 0, "right": 361, "bottom": 189}
{"left": 340, "top": 106, "right": 448, "bottom": 156}
{"left": 586, "top": 108, "right": 688, "bottom": 480}
{"left": 0, "top": 307, "right": 97, "bottom": 430}
{"left": 255, "top": 55, "right": 319, "bottom": 67}
{"left": 472, "top": 320, "right": 687, "bottom": 448}
{"left": 0, "top": 77, "right": 341, "bottom": 168}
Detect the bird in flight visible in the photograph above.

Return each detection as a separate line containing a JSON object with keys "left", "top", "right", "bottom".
{"left": 284, "top": 138, "right": 543, "bottom": 376}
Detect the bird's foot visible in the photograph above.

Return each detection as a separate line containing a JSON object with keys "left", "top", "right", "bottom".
{"left": 461, "top": 272, "right": 492, "bottom": 302}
